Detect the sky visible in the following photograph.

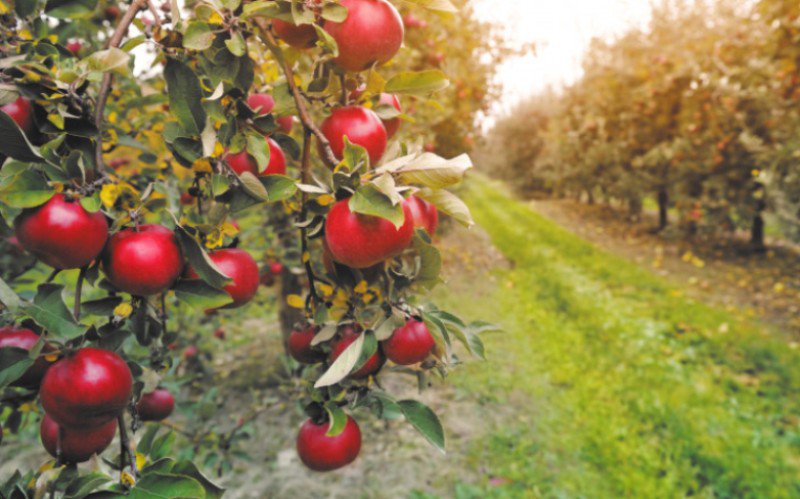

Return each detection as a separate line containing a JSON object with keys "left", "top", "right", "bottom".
{"left": 472, "top": 0, "right": 654, "bottom": 119}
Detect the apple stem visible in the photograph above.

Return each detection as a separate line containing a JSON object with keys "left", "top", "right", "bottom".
{"left": 73, "top": 266, "right": 86, "bottom": 321}
{"left": 118, "top": 413, "right": 138, "bottom": 481}
{"left": 255, "top": 22, "right": 340, "bottom": 169}
{"left": 45, "top": 268, "right": 61, "bottom": 283}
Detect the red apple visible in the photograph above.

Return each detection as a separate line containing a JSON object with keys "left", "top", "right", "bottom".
{"left": 187, "top": 248, "right": 259, "bottom": 308}
{"left": 183, "top": 345, "right": 198, "bottom": 360}
{"left": 273, "top": 18, "right": 318, "bottom": 48}
{"left": 269, "top": 261, "right": 284, "bottom": 275}
{"left": 376, "top": 93, "right": 402, "bottom": 138}
{"left": 288, "top": 325, "right": 324, "bottom": 364}
{"left": 319, "top": 106, "right": 387, "bottom": 166}
{"left": 381, "top": 318, "right": 435, "bottom": 365}
{"left": 325, "top": 198, "right": 414, "bottom": 269}
{"left": 14, "top": 194, "right": 108, "bottom": 270}
{"left": 402, "top": 13, "right": 427, "bottom": 29}
{"left": 226, "top": 138, "right": 287, "bottom": 176}
{"left": 323, "top": 0, "right": 403, "bottom": 72}
{"left": 404, "top": 195, "right": 438, "bottom": 236}
{"left": 0, "top": 326, "right": 53, "bottom": 388}
{"left": 136, "top": 388, "right": 175, "bottom": 421}
{"left": 277, "top": 115, "right": 294, "bottom": 133}
{"left": 40, "top": 348, "right": 133, "bottom": 429}
{"left": 65, "top": 39, "right": 82, "bottom": 55}
{"left": 102, "top": 224, "right": 184, "bottom": 296}
{"left": 1, "top": 95, "right": 34, "bottom": 133}
{"left": 329, "top": 325, "right": 385, "bottom": 378}
{"left": 40, "top": 414, "right": 117, "bottom": 463}
{"left": 179, "top": 192, "right": 194, "bottom": 206}
{"left": 104, "top": 5, "right": 120, "bottom": 21}
{"left": 247, "top": 93, "right": 275, "bottom": 116}
{"left": 214, "top": 327, "right": 226, "bottom": 340}
{"left": 296, "top": 415, "right": 361, "bottom": 471}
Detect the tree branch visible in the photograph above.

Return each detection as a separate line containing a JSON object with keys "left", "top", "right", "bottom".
{"left": 73, "top": 266, "right": 86, "bottom": 321}
{"left": 118, "top": 414, "right": 138, "bottom": 480}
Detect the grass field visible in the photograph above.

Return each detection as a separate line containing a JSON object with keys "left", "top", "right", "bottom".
{"left": 427, "top": 178, "right": 800, "bottom": 498}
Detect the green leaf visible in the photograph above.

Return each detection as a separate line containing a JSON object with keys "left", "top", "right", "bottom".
{"left": 225, "top": 32, "right": 246, "bottom": 57}
{"left": 173, "top": 279, "right": 233, "bottom": 310}
{"left": 174, "top": 227, "right": 232, "bottom": 289}
{"left": 79, "top": 193, "right": 102, "bottom": 213}
{"left": 0, "top": 347, "right": 34, "bottom": 389}
{"left": 385, "top": 70, "right": 449, "bottom": 95}
{"left": 127, "top": 473, "right": 205, "bottom": 499}
{"left": 393, "top": 153, "right": 473, "bottom": 189}
{"left": 261, "top": 174, "right": 297, "bottom": 202}
{"left": 84, "top": 48, "right": 130, "bottom": 74}
{"left": 246, "top": 132, "right": 270, "bottom": 172}
{"left": 402, "top": 0, "right": 457, "bottom": 12}
{"left": 81, "top": 296, "right": 123, "bottom": 317}
{"left": 24, "top": 283, "right": 85, "bottom": 338}
{"left": 164, "top": 59, "right": 207, "bottom": 135}
{"left": 320, "top": 2, "right": 348, "bottom": 22}
{"left": 0, "top": 110, "right": 43, "bottom": 162}
{"left": 238, "top": 171, "right": 270, "bottom": 201}
{"left": 241, "top": 0, "right": 281, "bottom": 19}
{"left": 0, "top": 169, "right": 54, "bottom": 208}
{"left": 63, "top": 472, "right": 112, "bottom": 499}
{"left": 413, "top": 231, "right": 442, "bottom": 289}
{"left": 314, "top": 331, "right": 368, "bottom": 387}
{"left": 323, "top": 401, "right": 348, "bottom": 437}
{"left": 398, "top": 400, "right": 445, "bottom": 452}
{"left": 183, "top": 21, "right": 216, "bottom": 51}
{"left": 417, "top": 188, "right": 474, "bottom": 227}
{"left": 349, "top": 184, "right": 405, "bottom": 228}
{"left": 0, "top": 275, "right": 21, "bottom": 312}
{"left": 171, "top": 461, "right": 225, "bottom": 499}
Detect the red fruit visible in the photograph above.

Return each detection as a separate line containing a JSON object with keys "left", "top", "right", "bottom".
{"left": 288, "top": 326, "right": 324, "bottom": 364}
{"left": 273, "top": 18, "right": 318, "bottom": 48}
{"left": 277, "top": 115, "right": 294, "bottom": 133}
{"left": 136, "top": 388, "right": 175, "bottom": 421}
{"left": 102, "top": 224, "right": 183, "bottom": 296}
{"left": 376, "top": 93, "right": 402, "bottom": 138}
{"left": 40, "top": 414, "right": 117, "bottom": 463}
{"left": 104, "top": 5, "right": 120, "bottom": 21}
{"left": 214, "top": 327, "right": 226, "bottom": 340}
{"left": 325, "top": 198, "right": 414, "bottom": 269}
{"left": 296, "top": 416, "right": 361, "bottom": 471}
{"left": 382, "top": 318, "right": 435, "bottom": 365}
{"left": 179, "top": 192, "right": 194, "bottom": 206}
{"left": 65, "top": 39, "right": 82, "bottom": 55}
{"left": 423, "top": 142, "right": 436, "bottom": 153}
{"left": 329, "top": 325, "right": 385, "bottom": 378}
{"left": 188, "top": 248, "right": 259, "bottom": 308}
{"left": 14, "top": 194, "right": 108, "bottom": 270}
{"left": 269, "top": 261, "right": 284, "bottom": 275}
{"left": 402, "top": 13, "right": 427, "bottom": 29}
{"left": 1, "top": 95, "right": 34, "bottom": 133}
{"left": 183, "top": 345, "right": 198, "bottom": 360}
{"left": 247, "top": 93, "right": 275, "bottom": 116}
{"left": 40, "top": 348, "right": 132, "bottom": 429}
{"left": 319, "top": 106, "right": 387, "bottom": 166}
{"left": 226, "top": 138, "right": 287, "bottom": 176}
{"left": 405, "top": 196, "right": 438, "bottom": 236}
{"left": 323, "top": 0, "right": 403, "bottom": 72}
{"left": 0, "top": 327, "right": 53, "bottom": 388}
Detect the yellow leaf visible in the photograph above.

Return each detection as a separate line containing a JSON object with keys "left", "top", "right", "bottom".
{"left": 213, "top": 142, "right": 225, "bottom": 157}
{"left": 354, "top": 280, "right": 368, "bottom": 294}
{"left": 100, "top": 184, "right": 120, "bottom": 208}
{"left": 121, "top": 471, "right": 136, "bottom": 487}
{"left": 193, "top": 158, "right": 213, "bottom": 173}
{"left": 114, "top": 303, "right": 133, "bottom": 318}
{"left": 287, "top": 294, "right": 305, "bottom": 308}
{"left": 135, "top": 452, "right": 147, "bottom": 469}
{"left": 317, "top": 194, "right": 335, "bottom": 206}
{"left": 302, "top": 251, "right": 310, "bottom": 263}
{"left": 44, "top": 353, "right": 58, "bottom": 362}
{"left": 774, "top": 282, "right": 785, "bottom": 293}
{"left": 317, "top": 283, "right": 334, "bottom": 297}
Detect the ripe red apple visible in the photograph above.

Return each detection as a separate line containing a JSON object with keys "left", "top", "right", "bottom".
{"left": 65, "top": 39, "right": 82, "bottom": 55}
{"left": 329, "top": 325, "right": 385, "bottom": 378}
{"left": 405, "top": 196, "right": 438, "bottom": 236}
{"left": 14, "top": 194, "right": 108, "bottom": 270}
{"left": 247, "top": 93, "right": 275, "bottom": 116}
{"left": 187, "top": 248, "right": 259, "bottom": 308}
{"left": 296, "top": 415, "right": 361, "bottom": 471}
{"left": 288, "top": 325, "right": 324, "bottom": 364}
{"left": 136, "top": 388, "right": 175, "bottom": 421}
{"left": 323, "top": 0, "right": 403, "bottom": 72}
{"left": 376, "top": 93, "right": 402, "bottom": 138}
{"left": 102, "top": 224, "right": 183, "bottom": 296}
{"left": 226, "top": 138, "right": 287, "bottom": 176}
{"left": 40, "top": 414, "right": 117, "bottom": 463}
{"left": 40, "top": 348, "right": 132, "bottom": 429}
{"left": 1, "top": 95, "right": 34, "bottom": 133}
{"left": 269, "top": 261, "right": 284, "bottom": 275}
{"left": 183, "top": 345, "right": 198, "bottom": 360}
{"left": 0, "top": 326, "right": 53, "bottom": 388}
{"left": 273, "top": 18, "right": 318, "bottom": 48}
{"left": 277, "top": 115, "right": 294, "bottom": 133}
{"left": 402, "top": 13, "right": 427, "bottom": 29}
{"left": 179, "top": 192, "right": 194, "bottom": 206}
{"left": 325, "top": 198, "right": 414, "bottom": 269}
{"left": 319, "top": 106, "right": 387, "bottom": 166}
{"left": 423, "top": 142, "right": 436, "bottom": 153}
{"left": 214, "top": 327, "right": 226, "bottom": 340}
{"left": 381, "top": 318, "right": 435, "bottom": 365}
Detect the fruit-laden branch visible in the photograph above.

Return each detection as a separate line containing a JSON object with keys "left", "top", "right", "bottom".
{"left": 254, "top": 21, "right": 339, "bottom": 169}
{"left": 94, "top": 0, "right": 148, "bottom": 175}
{"left": 118, "top": 414, "right": 138, "bottom": 480}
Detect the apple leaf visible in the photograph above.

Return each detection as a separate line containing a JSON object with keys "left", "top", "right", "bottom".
{"left": 174, "top": 227, "right": 232, "bottom": 290}
{"left": 385, "top": 70, "right": 449, "bottom": 96}
{"left": 417, "top": 187, "right": 474, "bottom": 227}
{"left": 23, "top": 283, "right": 85, "bottom": 339}
{"left": 164, "top": 59, "right": 207, "bottom": 135}
{"left": 398, "top": 400, "right": 445, "bottom": 452}
{"left": 349, "top": 184, "right": 405, "bottom": 228}
{"left": 174, "top": 279, "right": 233, "bottom": 310}
{"left": 0, "top": 110, "right": 43, "bottom": 162}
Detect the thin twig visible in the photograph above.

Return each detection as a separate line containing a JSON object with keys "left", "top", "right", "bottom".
{"left": 118, "top": 414, "right": 138, "bottom": 480}
{"left": 73, "top": 266, "right": 86, "bottom": 321}
{"left": 299, "top": 128, "right": 320, "bottom": 305}
{"left": 255, "top": 21, "right": 339, "bottom": 168}
{"left": 145, "top": 0, "right": 163, "bottom": 30}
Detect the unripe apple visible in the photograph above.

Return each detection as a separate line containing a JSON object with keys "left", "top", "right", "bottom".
{"left": 40, "top": 414, "right": 117, "bottom": 463}
{"left": 102, "top": 224, "right": 184, "bottom": 296}
{"left": 40, "top": 348, "right": 133, "bottom": 429}
{"left": 329, "top": 325, "right": 385, "bottom": 378}
{"left": 187, "top": 248, "right": 259, "bottom": 309}
{"left": 14, "top": 194, "right": 109, "bottom": 270}
{"left": 226, "top": 138, "right": 287, "bottom": 176}
{"left": 247, "top": 93, "right": 275, "bottom": 116}
{"left": 1, "top": 95, "right": 34, "bottom": 134}
{"left": 296, "top": 415, "right": 361, "bottom": 471}
{"left": 323, "top": 0, "right": 403, "bottom": 72}
{"left": 404, "top": 195, "right": 438, "bottom": 236}
{"left": 288, "top": 325, "right": 324, "bottom": 364}
{"left": 381, "top": 318, "right": 435, "bottom": 365}
{"left": 136, "top": 388, "right": 175, "bottom": 421}
{"left": 273, "top": 18, "right": 318, "bottom": 48}
{"left": 319, "top": 106, "right": 387, "bottom": 166}
{"left": 376, "top": 93, "right": 402, "bottom": 138}
{"left": 0, "top": 326, "right": 53, "bottom": 388}
{"left": 325, "top": 198, "right": 414, "bottom": 269}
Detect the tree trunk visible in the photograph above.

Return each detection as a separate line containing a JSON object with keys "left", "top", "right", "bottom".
{"left": 750, "top": 201, "right": 767, "bottom": 253}
{"left": 586, "top": 188, "right": 595, "bottom": 205}
{"left": 657, "top": 187, "right": 669, "bottom": 230}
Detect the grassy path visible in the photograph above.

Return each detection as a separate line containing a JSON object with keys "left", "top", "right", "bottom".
{"left": 432, "top": 179, "right": 800, "bottom": 498}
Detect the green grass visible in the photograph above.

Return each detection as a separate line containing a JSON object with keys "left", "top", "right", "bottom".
{"left": 433, "top": 179, "right": 800, "bottom": 498}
